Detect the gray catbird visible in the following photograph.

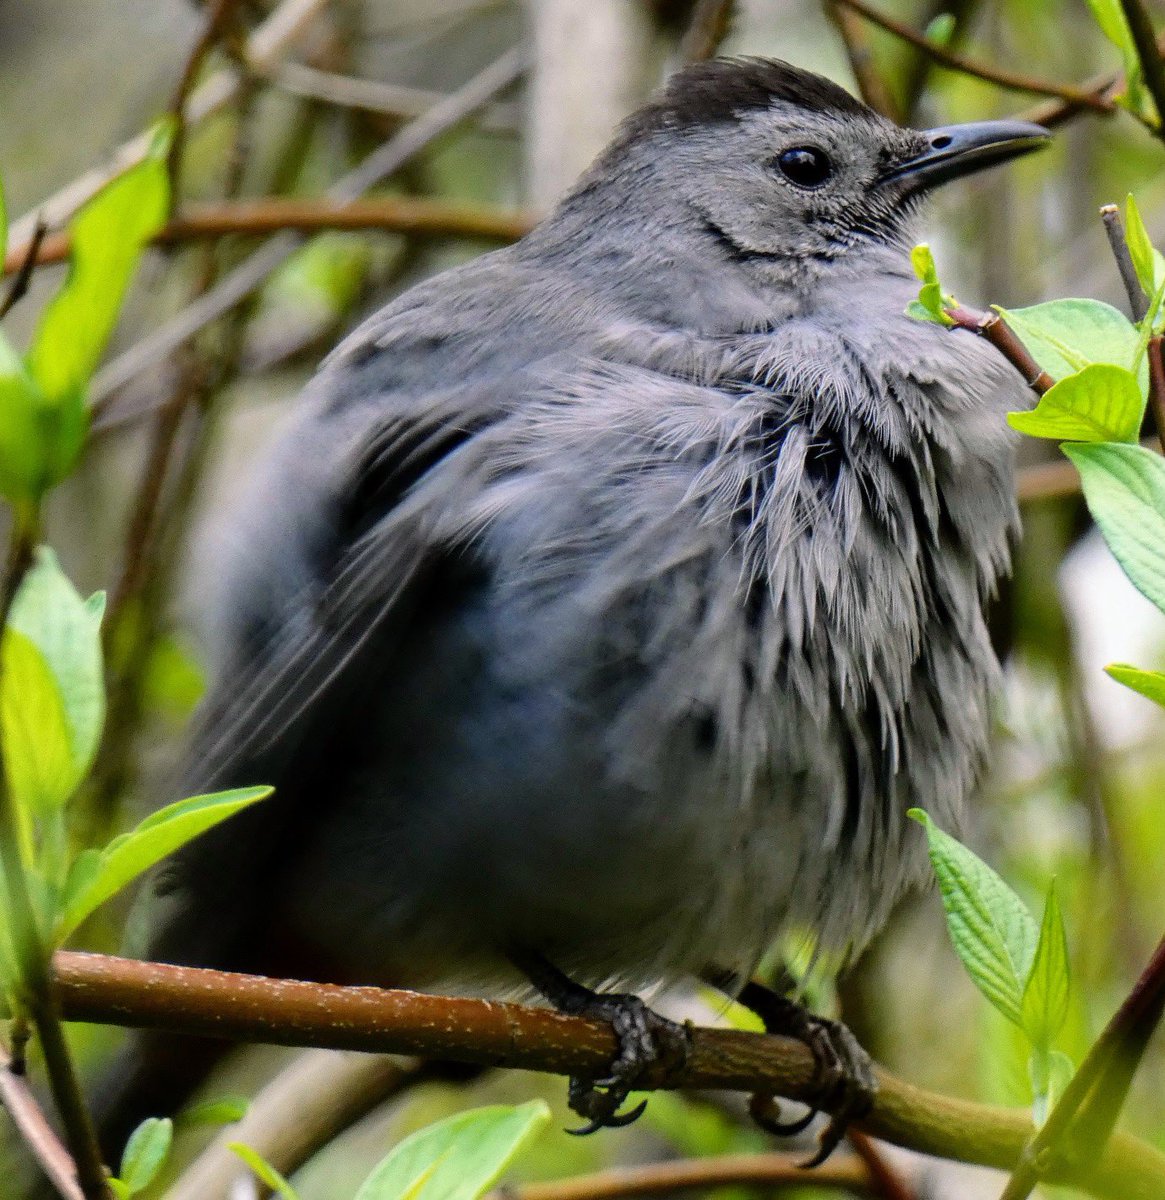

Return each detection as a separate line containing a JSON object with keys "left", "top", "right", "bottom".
{"left": 117, "top": 58, "right": 1046, "bottom": 1157}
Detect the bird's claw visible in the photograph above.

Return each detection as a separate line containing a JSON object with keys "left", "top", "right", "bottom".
{"left": 733, "top": 982, "right": 877, "bottom": 1164}
{"left": 563, "top": 991, "right": 689, "bottom": 1135}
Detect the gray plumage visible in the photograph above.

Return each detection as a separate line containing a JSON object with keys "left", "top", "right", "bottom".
{"left": 147, "top": 59, "right": 1032, "bottom": 999}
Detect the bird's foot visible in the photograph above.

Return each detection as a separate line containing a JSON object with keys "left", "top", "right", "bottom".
{"left": 512, "top": 951, "right": 689, "bottom": 1134}
{"left": 734, "top": 979, "right": 877, "bottom": 1166}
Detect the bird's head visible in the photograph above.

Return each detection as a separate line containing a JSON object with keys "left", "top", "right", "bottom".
{"left": 567, "top": 58, "right": 1048, "bottom": 277}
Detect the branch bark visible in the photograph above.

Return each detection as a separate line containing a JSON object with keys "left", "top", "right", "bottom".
{"left": 49, "top": 952, "right": 1165, "bottom": 1200}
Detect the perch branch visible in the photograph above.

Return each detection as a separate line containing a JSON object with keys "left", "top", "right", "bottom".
{"left": 49, "top": 951, "right": 1165, "bottom": 1200}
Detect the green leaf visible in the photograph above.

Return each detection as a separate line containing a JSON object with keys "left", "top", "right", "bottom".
{"left": 1125, "top": 194, "right": 1160, "bottom": 297}
{"left": 924, "top": 12, "right": 956, "bottom": 45}
{"left": 1063, "top": 442, "right": 1165, "bottom": 614}
{"left": 907, "top": 243, "right": 955, "bottom": 326}
{"left": 1029, "top": 1048, "right": 1075, "bottom": 1127}
{"left": 0, "top": 329, "right": 48, "bottom": 503}
{"left": 1086, "top": 0, "right": 1134, "bottom": 50}
{"left": 117, "top": 1117, "right": 172, "bottom": 1196}
{"left": 1020, "top": 884, "right": 1070, "bottom": 1049}
{"left": 1105, "top": 662, "right": 1165, "bottom": 707}
{"left": 354, "top": 1101, "right": 551, "bottom": 1200}
{"left": 999, "top": 300, "right": 1146, "bottom": 392}
{"left": 56, "top": 787, "right": 271, "bottom": 940}
{"left": 229, "top": 1143, "right": 299, "bottom": 1200}
{"left": 1007, "top": 363, "right": 1143, "bottom": 443}
{"left": 24, "top": 120, "right": 171, "bottom": 490}
{"left": 4, "top": 547, "right": 105, "bottom": 811}
{"left": 909, "top": 810, "right": 1038, "bottom": 1027}
{"left": 181, "top": 1095, "right": 250, "bottom": 1127}
{"left": 0, "top": 630, "right": 74, "bottom": 833}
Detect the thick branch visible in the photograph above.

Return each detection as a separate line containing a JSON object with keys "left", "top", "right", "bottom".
{"left": 50, "top": 952, "right": 1165, "bottom": 1200}
{"left": 833, "top": 0, "right": 1115, "bottom": 110}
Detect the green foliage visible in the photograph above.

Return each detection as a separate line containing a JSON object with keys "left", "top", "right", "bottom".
{"left": 1007, "top": 363, "right": 1144, "bottom": 443}
{"left": 230, "top": 1143, "right": 300, "bottom": 1200}
{"left": 1, "top": 548, "right": 105, "bottom": 825}
{"left": 999, "top": 299, "right": 1145, "bottom": 388}
{"left": 108, "top": 1117, "right": 172, "bottom": 1198}
{"left": 1105, "top": 663, "right": 1165, "bottom": 707}
{"left": 1063, "top": 443, "right": 1165, "bottom": 613}
{"left": 906, "top": 243, "right": 955, "bottom": 325}
{"left": 909, "top": 811, "right": 1073, "bottom": 1120}
{"left": 923, "top": 12, "right": 957, "bottom": 46}
{"left": 1123, "top": 194, "right": 1165, "bottom": 297}
{"left": 57, "top": 787, "right": 271, "bottom": 940}
{"left": 0, "top": 122, "right": 171, "bottom": 503}
{"left": 1085, "top": 0, "right": 1157, "bottom": 124}
{"left": 353, "top": 1101, "right": 551, "bottom": 1200}
{"left": 181, "top": 1094, "right": 251, "bottom": 1127}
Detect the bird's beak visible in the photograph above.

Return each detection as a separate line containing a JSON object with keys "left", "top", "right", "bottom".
{"left": 881, "top": 120, "right": 1050, "bottom": 192}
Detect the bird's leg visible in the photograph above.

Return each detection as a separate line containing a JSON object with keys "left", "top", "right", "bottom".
{"left": 705, "top": 968, "right": 877, "bottom": 1166}
{"left": 511, "top": 949, "right": 689, "bottom": 1135}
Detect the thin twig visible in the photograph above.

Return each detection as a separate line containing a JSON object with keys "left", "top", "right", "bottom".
{"left": 847, "top": 1129, "right": 917, "bottom": 1200}
{"left": 4, "top": 197, "right": 533, "bottom": 275}
{"left": 998, "top": 931, "right": 1165, "bottom": 1200}
{"left": 0, "top": 219, "right": 47, "bottom": 321}
{"left": 834, "top": 0, "right": 1115, "bottom": 110}
{"left": 272, "top": 61, "right": 520, "bottom": 131}
{"left": 1118, "top": 0, "right": 1165, "bottom": 135}
{"left": 166, "top": 0, "right": 245, "bottom": 208}
{"left": 6, "top": 0, "right": 329, "bottom": 248}
{"left": 825, "top": 2, "right": 901, "bottom": 121}
{"left": 49, "top": 951, "right": 1165, "bottom": 1200}
{"left": 679, "top": 0, "right": 738, "bottom": 63}
{"left": 88, "top": 45, "right": 527, "bottom": 413}
{"left": 944, "top": 306, "right": 1054, "bottom": 393}
{"left": 505, "top": 1152, "right": 871, "bottom": 1200}
{"left": 0, "top": 1042, "right": 84, "bottom": 1200}
{"left": 1100, "top": 205, "right": 1150, "bottom": 321}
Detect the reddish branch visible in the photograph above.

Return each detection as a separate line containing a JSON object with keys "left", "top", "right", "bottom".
{"left": 48, "top": 952, "right": 1165, "bottom": 1199}
{"left": 1, "top": 197, "right": 534, "bottom": 277}
{"left": 944, "top": 306, "right": 1054, "bottom": 394}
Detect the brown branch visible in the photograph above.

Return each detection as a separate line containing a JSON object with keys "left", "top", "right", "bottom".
{"left": 508, "top": 1152, "right": 871, "bottom": 1200}
{"left": 999, "top": 931, "right": 1165, "bottom": 1200}
{"left": 1100, "top": 204, "right": 1150, "bottom": 322}
{"left": 0, "top": 219, "right": 47, "bottom": 321}
{"left": 1149, "top": 337, "right": 1165, "bottom": 455}
{"left": 833, "top": 0, "right": 1115, "bottom": 110}
{"left": 944, "top": 305, "right": 1054, "bottom": 393}
{"left": 0, "top": 1043, "right": 84, "bottom": 1200}
{"left": 825, "top": 2, "right": 901, "bottom": 121}
{"left": 1119, "top": 0, "right": 1165, "bottom": 135}
{"left": 679, "top": 0, "right": 738, "bottom": 63}
{"left": 3, "top": 197, "right": 534, "bottom": 276}
{"left": 48, "top": 952, "right": 1165, "bottom": 1200}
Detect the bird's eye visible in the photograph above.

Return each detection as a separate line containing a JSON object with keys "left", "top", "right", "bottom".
{"left": 775, "top": 146, "right": 833, "bottom": 189}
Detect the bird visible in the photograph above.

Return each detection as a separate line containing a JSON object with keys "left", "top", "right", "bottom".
{"left": 112, "top": 56, "right": 1047, "bottom": 1160}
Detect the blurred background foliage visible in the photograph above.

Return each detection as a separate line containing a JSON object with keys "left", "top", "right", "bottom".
{"left": 2, "top": 0, "right": 1164, "bottom": 1196}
